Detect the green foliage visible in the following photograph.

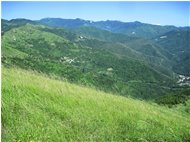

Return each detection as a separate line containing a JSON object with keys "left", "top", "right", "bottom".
{"left": 155, "top": 94, "right": 188, "bottom": 106}
{"left": 174, "top": 99, "right": 190, "bottom": 114}
{"left": 155, "top": 89, "right": 190, "bottom": 106}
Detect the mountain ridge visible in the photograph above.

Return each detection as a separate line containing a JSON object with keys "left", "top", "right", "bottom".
{"left": 2, "top": 18, "right": 190, "bottom": 100}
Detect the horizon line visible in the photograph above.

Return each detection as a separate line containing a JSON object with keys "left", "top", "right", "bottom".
{"left": 3, "top": 17, "right": 190, "bottom": 28}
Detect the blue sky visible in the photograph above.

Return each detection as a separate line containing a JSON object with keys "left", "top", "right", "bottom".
{"left": 2, "top": 1, "right": 190, "bottom": 26}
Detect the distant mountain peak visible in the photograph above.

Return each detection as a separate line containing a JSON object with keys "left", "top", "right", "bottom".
{"left": 134, "top": 21, "right": 141, "bottom": 23}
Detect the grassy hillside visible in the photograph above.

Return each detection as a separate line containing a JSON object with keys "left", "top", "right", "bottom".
{"left": 2, "top": 67, "right": 190, "bottom": 142}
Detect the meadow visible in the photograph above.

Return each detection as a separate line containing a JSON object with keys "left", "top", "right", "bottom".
{"left": 2, "top": 67, "right": 190, "bottom": 142}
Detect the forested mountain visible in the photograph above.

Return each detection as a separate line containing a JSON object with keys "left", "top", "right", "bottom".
{"left": 1, "top": 18, "right": 36, "bottom": 33}
{"left": 155, "top": 29, "right": 190, "bottom": 76}
{"left": 38, "top": 18, "right": 177, "bottom": 39}
{"left": 2, "top": 18, "right": 190, "bottom": 100}
{"left": 38, "top": 18, "right": 190, "bottom": 77}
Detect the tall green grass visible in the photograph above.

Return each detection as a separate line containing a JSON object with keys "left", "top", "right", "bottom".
{"left": 2, "top": 67, "right": 190, "bottom": 142}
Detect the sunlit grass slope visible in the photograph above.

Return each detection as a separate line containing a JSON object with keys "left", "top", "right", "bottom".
{"left": 2, "top": 67, "right": 190, "bottom": 142}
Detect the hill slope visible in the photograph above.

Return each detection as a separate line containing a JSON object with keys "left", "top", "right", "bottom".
{"left": 2, "top": 67, "right": 190, "bottom": 142}
{"left": 155, "top": 29, "right": 190, "bottom": 76}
